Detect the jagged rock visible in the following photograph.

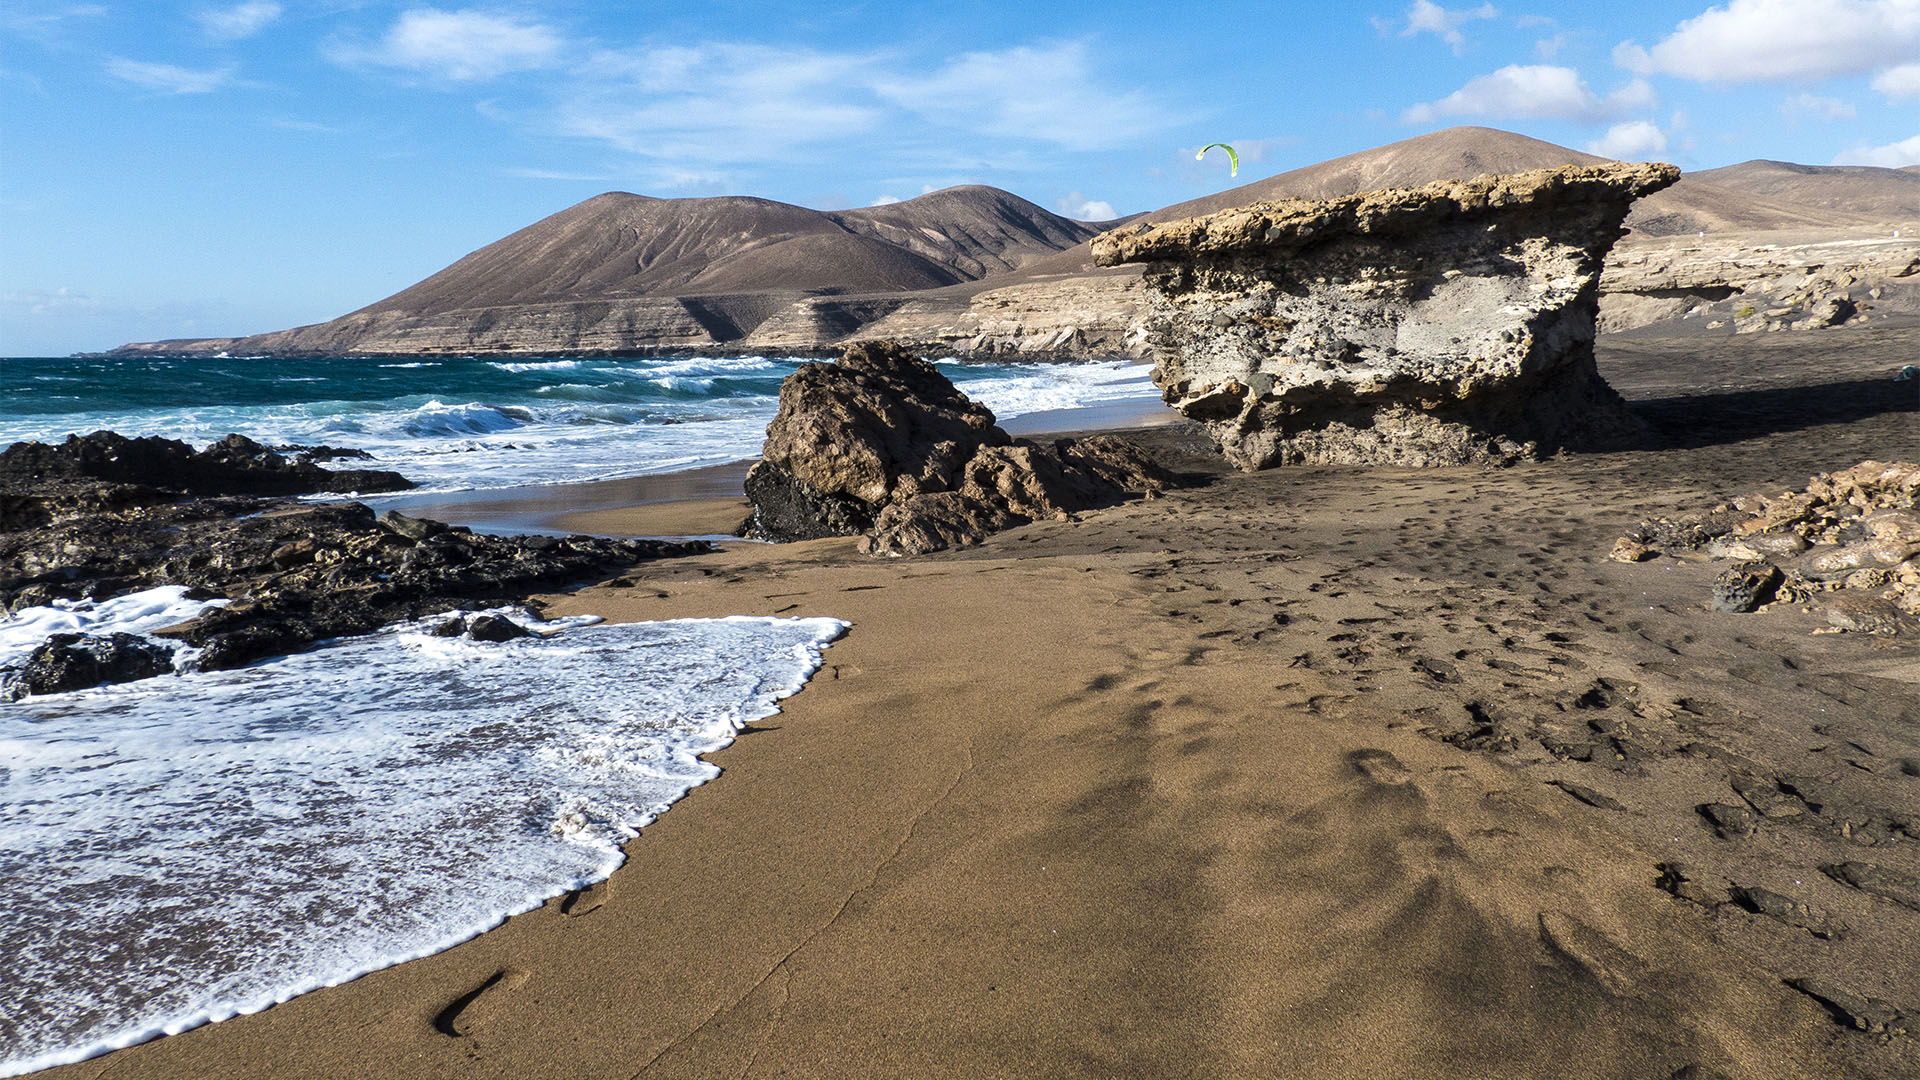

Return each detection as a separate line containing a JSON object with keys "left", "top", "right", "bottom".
{"left": 0, "top": 430, "right": 411, "bottom": 503}
{"left": 466, "top": 613, "right": 531, "bottom": 642}
{"left": 1, "top": 492, "right": 709, "bottom": 678}
{"left": 2, "top": 632, "right": 175, "bottom": 700}
{"left": 745, "top": 340, "right": 1007, "bottom": 541}
{"left": 745, "top": 340, "right": 1180, "bottom": 554}
{"left": 1093, "top": 163, "right": 1680, "bottom": 469}
{"left": 1709, "top": 560, "right": 1782, "bottom": 612}
{"left": 1618, "top": 460, "right": 1920, "bottom": 630}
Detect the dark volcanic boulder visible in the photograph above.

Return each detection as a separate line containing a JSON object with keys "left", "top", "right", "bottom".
{"left": 744, "top": 340, "right": 1009, "bottom": 541}
{"left": 3, "top": 632, "right": 175, "bottom": 700}
{"left": 745, "top": 340, "right": 1181, "bottom": 555}
{"left": 0, "top": 430, "right": 411, "bottom": 506}
{"left": 1093, "top": 163, "right": 1681, "bottom": 468}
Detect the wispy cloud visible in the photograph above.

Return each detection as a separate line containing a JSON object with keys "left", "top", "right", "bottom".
{"left": 874, "top": 42, "right": 1178, "bottom": 151}
{"left": 197, "top": 2, "right": 281, "bottom": 42}
{"left": 546, "top": 43, "right": 887, "bottom": 167}
{"left": 0, "top": 4, "right": 106, "bottom": 41}
{"left": 1403, "top": 65, "right": 1654, "bottom": 124}
{"left": 106, "top": 57, "right": 236, "bottom": 94}
{"left": 1614, "top": 0, "right": 1920, "bottom": 84}
{"left": 327, "top": 8, "right": 564, "bottom": 82}
{"left": 1371, "top": 1, "right": 1499, "bottom": 55}
{"left": 1780, "top": 92, "right": 1857, "bottom": 122}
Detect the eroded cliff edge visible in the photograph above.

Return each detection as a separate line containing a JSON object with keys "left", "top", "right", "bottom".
{"left": 1092, "top": 163, "right": 1681, "bottom": 468}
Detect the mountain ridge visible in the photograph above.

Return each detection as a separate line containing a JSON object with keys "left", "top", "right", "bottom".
{"left": 109, "top": 126, "right": 1920, "bottom": 358}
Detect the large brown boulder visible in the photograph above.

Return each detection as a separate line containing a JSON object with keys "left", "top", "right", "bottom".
{"left": 744, "top": 341, "right": 1179, "bottom": 554}
{"left": 1093, "top": 163, "right": 1681, "bottom": 468}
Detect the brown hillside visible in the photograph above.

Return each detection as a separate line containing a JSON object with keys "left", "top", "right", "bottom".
{"left": 359, "top": 193, "right": 965, "bottom": 317}
{"left": 1687, "top": 160, "right": 1920, "bottom": 223}
{"left": 830, "top": 186, "right": 1108, "bottom": 279}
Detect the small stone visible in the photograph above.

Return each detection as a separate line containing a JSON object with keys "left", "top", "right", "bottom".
{"left": 1710, "top": 559, "right": 1783, "bottom": 613}
{"left": 466, "top": 614, "right": 531, "bottom": 642}
{"left": 1609, "top": 537, "right": 1654, "bottom": 563}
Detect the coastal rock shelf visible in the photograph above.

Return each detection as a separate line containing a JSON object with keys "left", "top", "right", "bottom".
{"left": 1093, "top": 163, "right": 1681, "bottom": 468}
{"left": 744, "top": 340, "right": 1178, "bottom": 555}
{"left": 0, "top": 431, "right": 710, "bottom": 692}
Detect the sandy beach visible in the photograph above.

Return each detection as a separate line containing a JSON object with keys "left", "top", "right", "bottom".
{"left": 35, "top": 325, "right": 1919, "bottom": 1080}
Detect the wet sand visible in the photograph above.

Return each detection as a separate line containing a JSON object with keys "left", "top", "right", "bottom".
{"left": 36, "top": 326, "right": 1920, "bottom": 1079}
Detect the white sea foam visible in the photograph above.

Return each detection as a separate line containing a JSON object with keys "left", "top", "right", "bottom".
{"left": 0, "top": 609, "right": 846, "bottom": 1076}
{"left": 0, "top": 586, "right": 226, "bottom": 672}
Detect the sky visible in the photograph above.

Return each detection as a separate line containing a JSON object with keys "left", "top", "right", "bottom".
{"left": 2, "top": 0, "right": 1917, "bottom": 356}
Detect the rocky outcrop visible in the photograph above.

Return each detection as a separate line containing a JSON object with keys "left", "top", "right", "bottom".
{"left": 1, "top": 632, "right": 177, "bottom": 701}
{"left": 0, "top": 431, "right": 410, "bottom": 531}
{"left": 1599, "top": 231, "right": 1919, "bottom": 333}
{"left": 0, "top": 438, "right": 709, "bottom": 690}
{"left": 1612, "top": 460, "right": 1920, "bottom": 633}
{"left": 1093, "top": 163, "right": 1680, "bottom": 468}
{"left": 744, "top": 341, "right": 1178, "bottom": 555}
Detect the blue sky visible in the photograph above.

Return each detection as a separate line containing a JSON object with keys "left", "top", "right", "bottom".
{"left": 3, "top": 0, "right": 1917, "bottom": 355}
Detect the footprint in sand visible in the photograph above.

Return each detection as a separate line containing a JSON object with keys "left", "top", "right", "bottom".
{"left": 433, "top": 968, "right": 531, "bottom": 1038}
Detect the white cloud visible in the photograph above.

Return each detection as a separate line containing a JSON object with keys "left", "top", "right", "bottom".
{"left": 869, "top": 195, "right": 902, "bottom": 205}
{"left": 1615, "top": 0, "right": 1920, "bottom": 84}
{"left": 197, "top": 2, "right": 280, "bottom": 41}
{"left": 1055, "top": 192, "right": 1117, "bottom": 220}
{"left": 1873, "top": 62, "right": 1920, "bottom": 100}
{"left": 1781, "top": 92, "right": 1858, "bottom": 121}
{"left": 105, "top": 57, "right": 235, "bottom": 94}
{"left": 1403, "top": 65, "right": 1654, "bottom": 124}
{"left": 1835, "top": 133, "right": 1920, "bottom": 166}
{"left": 874, "top": 42, "right": 1176, "bottom": 150}
{"left": 1374, "top": 1, "right": 1500, "bottom": 55}
{"left": 329, "top": 9, "right": 563, "bottom": 82}
{"left": 1585, "top": 120, "right": 1668, "bottom": 160}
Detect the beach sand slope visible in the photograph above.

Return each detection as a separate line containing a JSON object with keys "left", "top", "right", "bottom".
{"left": 37, "top": 326, "right": 1919, "bottom": 1080}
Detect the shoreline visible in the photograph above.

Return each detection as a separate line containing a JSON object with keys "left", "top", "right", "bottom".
{"left": 366, "top": 394, "right": 1179, "bottom": 539}
{"left": 21, "top": 328, "right": 1920, "bottom": 1079}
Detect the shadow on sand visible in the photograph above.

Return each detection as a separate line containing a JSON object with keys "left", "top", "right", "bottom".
{"left": 1627, "top": 376, "right": 1917, "bottom": 449}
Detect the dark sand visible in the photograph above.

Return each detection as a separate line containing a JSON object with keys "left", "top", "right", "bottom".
{"left": 36, "top": 327, "right": 1919, "bottom": 1080}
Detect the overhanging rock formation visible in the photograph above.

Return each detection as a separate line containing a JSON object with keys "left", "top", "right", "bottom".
{"left": 1092, "top": 163, "right": 1681, "bottom": 468}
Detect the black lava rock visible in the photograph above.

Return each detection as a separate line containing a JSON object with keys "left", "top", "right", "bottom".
{"left": 3, "top": 632, "right": 175, "bottom": 700}
{"left": 1709, "top": 559, "right": 1783, "bottom": 613}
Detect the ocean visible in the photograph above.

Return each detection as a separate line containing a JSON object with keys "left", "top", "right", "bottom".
{"left": 0, "top": 351, "right": 1152, "bottom": 1075}
{"left": 0, "top": 352, "right": 1159, "bottom": 494}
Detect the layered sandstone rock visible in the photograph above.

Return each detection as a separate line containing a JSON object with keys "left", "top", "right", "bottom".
{"left": 1093, "top": 163, "right": 1681, "bottom": 468}
{"left": 744, "top": 341, "right": 1177, "bottom": 555}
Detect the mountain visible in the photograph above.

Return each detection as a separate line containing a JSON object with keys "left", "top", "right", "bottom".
{"left": 110, "top": 127, "right": 1917, "bottom": 358}
{"left": 357, "top": 187, "right": 1103, "bottom": 318}
{"left": 1684, "top": 160, "right": 1920, "bottom": 223}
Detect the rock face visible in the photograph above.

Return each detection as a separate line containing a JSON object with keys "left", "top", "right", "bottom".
{"left": 1092, "top": 163, "right": 1681, "bottom": 468}
{"left": 744, "top": 341, "right": 1178, "bottom": 555}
